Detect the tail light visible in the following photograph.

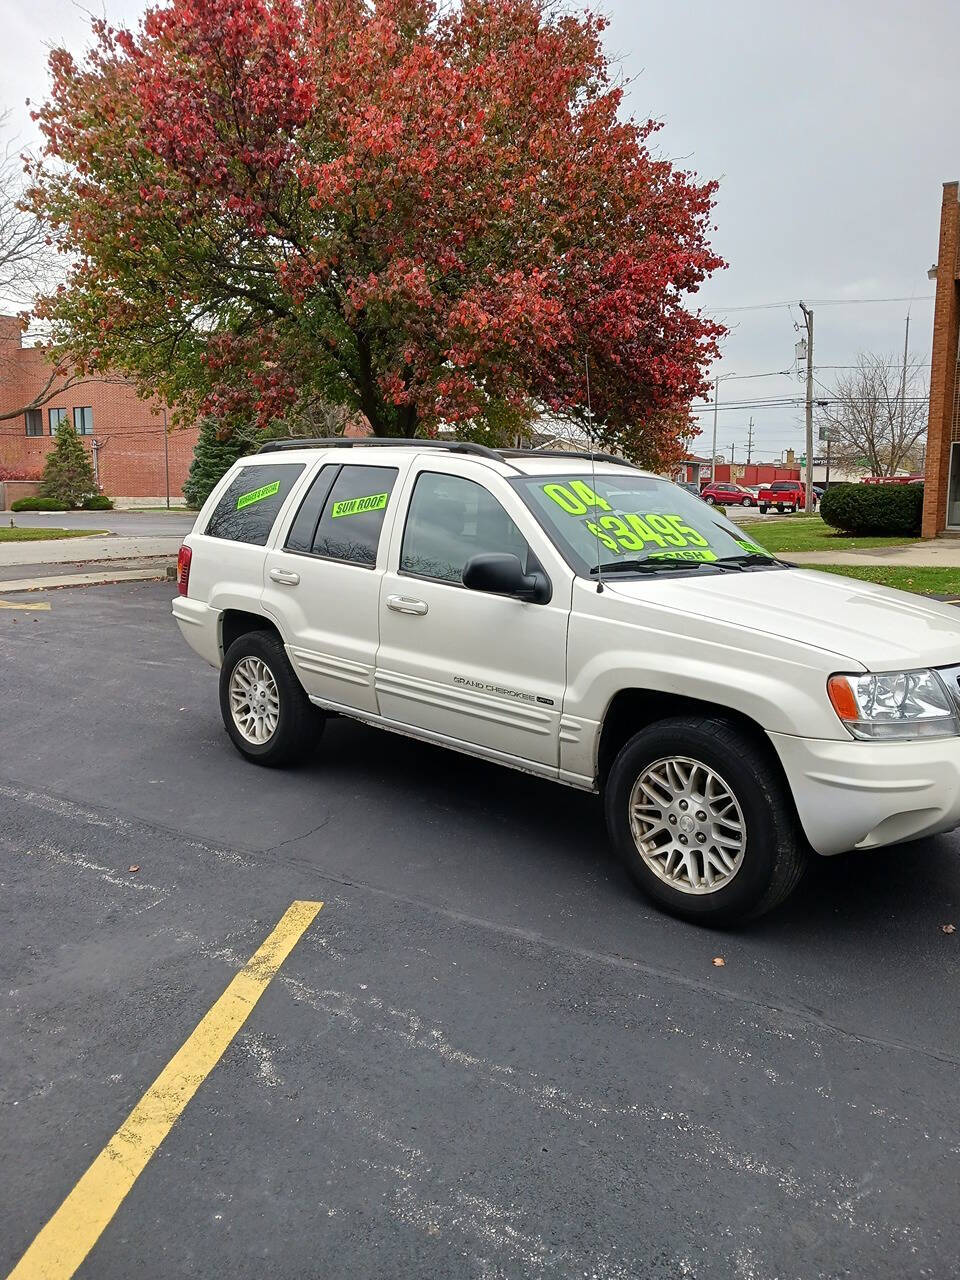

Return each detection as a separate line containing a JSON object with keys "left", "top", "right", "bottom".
{"left": 177, "top": 544, "right": 192, "bottom": 596}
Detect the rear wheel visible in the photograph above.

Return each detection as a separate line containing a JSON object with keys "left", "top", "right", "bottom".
{"left": 759, "top": 504, "right": 768, "bottom": 513}
{"left": 777, "top": 504, "right": 785, "bottom": 512}
{"left": 219, "top": 630, "right": 323, "bottom": 767}
{"left": 604, "top": 716, "right": 806, "bottom": 925}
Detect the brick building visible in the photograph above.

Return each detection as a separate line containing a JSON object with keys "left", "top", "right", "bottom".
{"left": 0, "top": 315, "right": 198, "bottom": 504}
{"left": 922, "top": 182, "right": 960, "bottom": 537}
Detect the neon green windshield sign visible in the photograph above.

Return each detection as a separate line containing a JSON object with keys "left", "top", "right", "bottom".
{"left": 236, "top": 480, "right": 281, "bottom": 510}
{"left": 331, "top": 492, "right": 389, "bottom": 519}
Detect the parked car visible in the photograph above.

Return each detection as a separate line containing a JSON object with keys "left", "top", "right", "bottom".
{"left": 700, "top": 481, "right": 756, "bottom": 507}
{"left": 174, "top": 439, "right": 960, "bottom": 925}
{"left": 758, "top": 480, "right": 814, "bottom": 513}
{"left": 677, "top": 481, "right": 703, "bottom": 498}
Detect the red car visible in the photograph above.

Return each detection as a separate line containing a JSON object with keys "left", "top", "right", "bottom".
{"left": 758, "top": 481, "right": 815, "bottom": 513}
{"left": 700, "top": 481, "right": 756, "bottom": 507}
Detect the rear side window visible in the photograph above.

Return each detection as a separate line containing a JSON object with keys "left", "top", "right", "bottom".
{"left": 205, "top": 463, "right": 305, "bottom": 545}
{"left": 310, "top": 464, "right": 398, "bottom": 566}
{"left": 285, "top": 464, "right": 339, "bottom": 554}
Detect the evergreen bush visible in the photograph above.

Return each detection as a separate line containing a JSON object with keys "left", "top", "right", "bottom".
{"left": 183, "top": 419, "right": 257, "bottom": 509}
{"left": 40, "top": 422, "right": 97, "bottom": 508}
{"left": 819, "top": 483, "right": 923, "bottom": 536}
{"left": 10, "top": 496, "right": 68, "bottom": 512}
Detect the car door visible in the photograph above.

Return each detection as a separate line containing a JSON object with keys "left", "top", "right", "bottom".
{"left": 375, "top": 463, "right": 570, "bottom": 771}
{"left": 261, "top": 459, "right": 404, "bottom": 715}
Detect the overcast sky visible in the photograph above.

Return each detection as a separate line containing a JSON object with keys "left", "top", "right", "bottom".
{"left": 2, "top": 0, "right": 956, "bottom": 462}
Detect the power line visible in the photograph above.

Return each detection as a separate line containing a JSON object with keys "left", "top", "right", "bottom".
{"left": 703, "top": 295, "right": 935, "bottom": 314}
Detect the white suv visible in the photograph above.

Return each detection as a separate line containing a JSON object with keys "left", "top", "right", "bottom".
{"left": 173, "top": 439, "right": 960, "bottom": 924}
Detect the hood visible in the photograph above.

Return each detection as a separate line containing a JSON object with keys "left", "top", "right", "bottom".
{"left": 606, "top": 567, "right": 960, "bottom": 671}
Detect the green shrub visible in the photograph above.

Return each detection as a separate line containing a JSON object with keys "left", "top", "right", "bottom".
{"left": 82, "top": 494, "right": 114, "bottom": 510}
{"left": 10, "top": 496, "right": 68, "bottom": 512}
{"left": 820, "top": 483, "right": 923, "bottom": 536}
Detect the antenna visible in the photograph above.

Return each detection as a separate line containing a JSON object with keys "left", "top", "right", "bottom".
{"left": 585, "top": 355, "right": 604, "bottom": 593}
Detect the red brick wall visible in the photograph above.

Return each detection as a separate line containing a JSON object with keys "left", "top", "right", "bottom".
{"left": 0, "top": 316, "right": 199, "bottom": 501}
{"left": 922, "top": 183, "right": 960, "bottom": 538}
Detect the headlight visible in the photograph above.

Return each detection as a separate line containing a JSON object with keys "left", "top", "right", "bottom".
{"left": 827, "top": 670, "right": 960, "bottom": 740}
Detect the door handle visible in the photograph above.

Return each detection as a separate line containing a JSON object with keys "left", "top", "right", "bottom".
{"left": 269, "top": 568, "right": 301, "bottom": 586}
{"left": 386, "top": 594, "right": 428, "bottom": 616}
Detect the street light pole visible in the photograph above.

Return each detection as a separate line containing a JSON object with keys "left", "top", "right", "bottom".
{"left": 799, "top": 302, "right": 815, "bottom": 514}
{"left": 710, "top": 376, "right": 719, "bottom": 482}
{"left": 162, "top": 408, "right": 170, "bottom": 510}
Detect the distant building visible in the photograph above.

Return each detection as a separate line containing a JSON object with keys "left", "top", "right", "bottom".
{"left": 922, "top": 182, "right": 960, "bottom": 537}
{"left": 0, "top": 315, "right": 198, "bottom": 504}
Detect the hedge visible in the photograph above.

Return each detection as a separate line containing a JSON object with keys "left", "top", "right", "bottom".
{"left": 82, "top": 494, "right": 114, "bottom": 510}
{"left": 819, "top": 483, "right": 923, "bottom": 537}
{"left": 10, "top": 496, "right": 69, "bottom": 512}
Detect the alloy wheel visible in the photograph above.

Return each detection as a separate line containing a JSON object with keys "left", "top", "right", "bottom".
{"left": 229, "top": 656, "right": 281, "bottom": 744}
{"left": 628, "top": 756, "right": 746, "bottom": 895}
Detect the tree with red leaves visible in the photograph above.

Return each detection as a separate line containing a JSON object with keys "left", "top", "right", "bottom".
{"left": 29, "top": 0, "right": 724, "bottom": 464}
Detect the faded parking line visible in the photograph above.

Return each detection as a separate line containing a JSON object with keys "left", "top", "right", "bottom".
{"left": 7, "top": 899, "right": 323, "bottom": 1280}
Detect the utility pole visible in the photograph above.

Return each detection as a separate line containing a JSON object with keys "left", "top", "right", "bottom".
{"left": 898, "top": 312, "right": 910, "bottom": 457}
{"left": 710, "top": 375, "right": 719, "bottom": 482}
{"left": 730, "top": 442, "right": 736, "bottom": 467}
{"left": 162, "top": 408, "right": 170, "bottom": 510}
{"left": 746, "top": 416, "right": 754, "bottom": 464}
{"left": 798, "top": 302, "right": 815, "bottom": 514}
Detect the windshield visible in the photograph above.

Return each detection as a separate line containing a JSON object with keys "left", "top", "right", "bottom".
{"left": 511, "top": 472, "right": 779, "bottom": 576}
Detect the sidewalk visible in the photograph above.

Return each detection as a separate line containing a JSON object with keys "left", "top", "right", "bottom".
{"left": 0, "top": 535, "right": 182, "bottom": 567}
{"left": 787, "top": 542, "right": 960, "bottom": 567}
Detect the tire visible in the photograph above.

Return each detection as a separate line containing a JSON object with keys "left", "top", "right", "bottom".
{"left": 704, "top": 495, "right": 716, "bottom": 505}
{"left": 759, "top": 505, "right": 768, "bottom": 514}
{"left": 777, "top": 504, "right": 785, "bottom": 513}
{"left": 219, "top": 630, "right": 323, "bottom": 767}
{"left": 604, "top": 716, "right": 806, "bottom": 926}
{"left": 742, "top": 497, "right": 754, "bottom": 507}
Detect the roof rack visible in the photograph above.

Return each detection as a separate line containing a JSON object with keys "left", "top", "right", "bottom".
{"left": 497, "top": 447, "right": 639, "bottom": 469}
{"left": 256, "top": 436, "right": 510, "bottom": 464}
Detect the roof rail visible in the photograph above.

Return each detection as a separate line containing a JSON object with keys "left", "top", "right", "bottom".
{"left": 256, "top": 435, "right": 510, "bottom": 464}
{"left": 497, "top": 447, "right": 639, "bottom": 469}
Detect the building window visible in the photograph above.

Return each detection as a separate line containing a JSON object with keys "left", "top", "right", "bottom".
{"left": 48, "top": 408, "right": 68, "bottom": 434}
{"left": 25, "top": 409, "right": 43, "bottom": 436}
{"left": 73, "top": 407, "right": 94, "bottom": 435}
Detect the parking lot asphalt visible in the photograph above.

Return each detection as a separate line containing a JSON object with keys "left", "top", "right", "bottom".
{"left": 2, "top": 582, "right": 960, "bottom": 1279}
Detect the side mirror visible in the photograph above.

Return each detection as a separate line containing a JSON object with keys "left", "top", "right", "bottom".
{"left": 462, "top": 553, "right": 551, "bottom": 604}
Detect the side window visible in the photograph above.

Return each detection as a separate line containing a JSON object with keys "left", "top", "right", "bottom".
{"left": 310, "top": 464, "right": 398, "bottom": 566}
{"left": 205, "top": 463, "right": 305, "bottom": 546}
{"left": 401, "top": 472, "right": 530, "bottom": 584}
{"left": 284, "top": 464, "right": 339, "bottom": 554}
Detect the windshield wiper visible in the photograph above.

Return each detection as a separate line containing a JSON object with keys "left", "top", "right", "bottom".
{"left": 712, "top": 553, "right": 787, "bottom": 569}
{"left": 589, "top": 559, "right": 712, "bottom": 576}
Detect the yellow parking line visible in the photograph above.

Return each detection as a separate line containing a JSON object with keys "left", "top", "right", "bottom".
{"left": 0, "top": 600, "right": 50, "bottom": 611}
{"left": 8, "top": 899, "right": 323, "bottom": 1280}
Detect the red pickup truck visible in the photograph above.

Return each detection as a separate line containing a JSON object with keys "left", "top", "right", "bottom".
{"left": 757, "top": 481, "right": 815, "bottom": 513}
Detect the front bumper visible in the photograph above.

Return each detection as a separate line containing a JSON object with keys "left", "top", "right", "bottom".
{"left": 171, "top": 597, "right": 222, "bottom": 668}
{"left": 769, "top": 731, "right": 960, "bottom": 856}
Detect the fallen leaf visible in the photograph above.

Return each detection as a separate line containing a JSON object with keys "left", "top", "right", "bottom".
{"left": 128, "top": 865, "right": 140, "bottom": 874}
{"left": 712, "top": 956, "right": 725, "bottom": 967}
{"left": 942, "top": 923, "right": 956, "bottom": 934}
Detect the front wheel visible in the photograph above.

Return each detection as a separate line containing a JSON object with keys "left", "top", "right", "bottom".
{"left": 704, "top": 495, "right": 716, "bottom": 505}
{"left": 742, "top": 497, "right": 754, "bottom": 507}
{"left": 219, "top": 630, "right": 323, "bottom": 767}
{"left": 604, "top": 717, "right": 806, "bottom": 925}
